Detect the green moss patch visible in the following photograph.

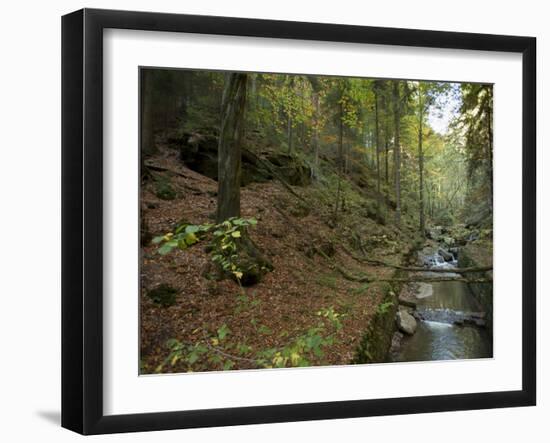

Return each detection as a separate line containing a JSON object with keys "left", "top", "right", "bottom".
{"left": 147, "top": 284, "right": 178, "bottom": 307}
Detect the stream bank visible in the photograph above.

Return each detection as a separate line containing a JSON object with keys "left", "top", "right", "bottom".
{"left": 353, "top": 244, "right": 419, "bottom": 364}
{"left": 458, "top": 243, "right": 493, "bottom": 334}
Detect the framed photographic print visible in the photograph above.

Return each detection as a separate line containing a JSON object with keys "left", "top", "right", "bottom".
{"left": 61, "top": 8, "right": 536, "bottom": 435}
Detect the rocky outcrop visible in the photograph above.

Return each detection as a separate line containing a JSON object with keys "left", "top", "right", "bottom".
{"left": 173, "top": 132, "right": 312, "bottom": 186}
{"left": 354, "top": 284, "right": 399, "bottom": 364}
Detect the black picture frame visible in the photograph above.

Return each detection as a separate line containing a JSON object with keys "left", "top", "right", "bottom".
{"left": 62, "top": 8, "right": 536, "bottom": 435}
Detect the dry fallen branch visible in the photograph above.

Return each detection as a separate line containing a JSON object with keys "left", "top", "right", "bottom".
{"left": 341, "top": 275, "right": 492, "bottom": 284}
{"left": 144, "top": 162, "right": 190, "bottom": 178}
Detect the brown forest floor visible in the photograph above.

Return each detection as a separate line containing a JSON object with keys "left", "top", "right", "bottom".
{"left": 140, "top": 145, "right": 416, "bottom": 374}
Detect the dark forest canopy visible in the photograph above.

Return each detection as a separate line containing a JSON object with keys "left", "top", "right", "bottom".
{"left": 141, "top": 68, "right": 493, "bottom": 230}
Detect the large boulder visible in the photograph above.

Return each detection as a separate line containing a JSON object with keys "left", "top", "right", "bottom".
{"left": 202, "top": 235, "right": 274, "bottom": 286}
{"left": 415, "top": 283, "right": 433, "bottom": 299}
{"left": 396, "top": 308, "right": 417, "bottom": 335}
{"left": 438, "top": 248, "right": 454, "bottom": 262}
{"left": 263, "top": 152, "right": 312, "bottom": 186}
{"left": 398, "top": 294, "right": 417, "bottom": 309}
{"left": 225, "top": 235, "right": 274, "bottom": 287}
{"left": 177, "top": 132, "right": 220, "bottom": 181}
{"left": 174, "top": 132, "right": 311, "bottom": 186}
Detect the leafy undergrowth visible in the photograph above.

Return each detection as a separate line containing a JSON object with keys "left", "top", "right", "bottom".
{"left": 140, "top": 145, "right": 417, "bottom": 374}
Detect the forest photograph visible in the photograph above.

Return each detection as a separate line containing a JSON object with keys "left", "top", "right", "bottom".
{"left": 139, "top": 68, "right": 493, "bottom": 374}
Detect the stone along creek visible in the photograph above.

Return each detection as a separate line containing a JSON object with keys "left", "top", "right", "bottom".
{"left": 390, "top": 248, "right": 493, "bottom": 363}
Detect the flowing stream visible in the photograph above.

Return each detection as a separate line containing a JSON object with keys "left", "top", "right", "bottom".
{"left": 391, "top": 252, "right": 493, "bottom": 362}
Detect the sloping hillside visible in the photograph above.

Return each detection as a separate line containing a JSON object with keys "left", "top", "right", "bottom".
{"left": 140, "top": 137, "right": 419, "bottom": 373}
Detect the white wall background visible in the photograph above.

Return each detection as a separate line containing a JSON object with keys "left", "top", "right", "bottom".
{"left": 0, "top": 1, "right": 545, "bottom": 441}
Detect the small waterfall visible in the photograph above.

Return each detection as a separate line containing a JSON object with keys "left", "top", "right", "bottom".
{"left": 391, "top": 244, "right": 492, "bottom": 362}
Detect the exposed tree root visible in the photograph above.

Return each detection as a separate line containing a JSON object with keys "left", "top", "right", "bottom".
{"left": 143, "top": 162, "right": 190, "bottom": 178}
{"left": 273, "top": 205, "right": 492, "bottom": 284}
{"left": 243, "top": 148, "right": 309, "bottom": 205}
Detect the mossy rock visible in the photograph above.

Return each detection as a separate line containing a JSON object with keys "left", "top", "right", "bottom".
{"left": 289, "top": 201, "right": 311, "bottom": 218}
{"left": 232, "top": 238, "right": 274, "bottom": 286}
{"left": 353, "top": 283, "right": 398, "bottom": 364}
{"left": 319, "top": 240, "right": 335, "bottom": 257}
{"left": 154, "top": 178, "right": 176, "bottom": 200}
{"left": 176, "top": 132, "right": 311, "bottom": 186}
{"left": 147, "top": 284, "right": 178, "bottom": 307}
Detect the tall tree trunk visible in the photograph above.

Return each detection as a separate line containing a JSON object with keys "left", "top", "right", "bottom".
{"left": 385, "top": 131, "right": 389, "bottom": 185}
{"left": 418, "top": 102, "right": 425, "bottom": 235}
{"left": 344, "top": 143, "right": 351, "bottom": 175}
{"left": 180, "top": 72, "right": 193, "bottom": 125}
{"left": 333, "top": 100, "right": 344, "bottom": 225}
{"left": 313, "top": 92, "right": 320, "bottom": 180}
{"left": 383, "top": 91, "right": 390, "bottom": 208}
{"left": 382, "top": 89, "right": 390, "bottom": 185}
{"left": 140, "top": 69, "right": 155, "bottom": 157}
{"left": 216, "top": 73, "right": 247, "bottom": 223}
{"left": 375, "top": 88, "right": 381, "bottom": 217}
{"left": 287, "top": 112, "right": 293, "bottom": 154}
{"left": 486, "top": 88, "right": 494, "bottom": 211}
{"left": 393, "top": 82, "right": 401, "bottom": 225}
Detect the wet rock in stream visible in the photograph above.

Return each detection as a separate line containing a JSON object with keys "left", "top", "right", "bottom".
{"left": 398, "top": 294, "right": 417, "bottom": 309}
{"left": 396, "top": 308, "right": 417, "bottom": 335}
{"left": 438, "top": 248, "right": 454, "bottom": 262}
{"left": 390, "top": 331, "right": 404, "bottom": 355}
{"left": 415, "top": 283, "right": 433, "bottom": 299}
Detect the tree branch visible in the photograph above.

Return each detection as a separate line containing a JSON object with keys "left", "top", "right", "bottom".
{"left": 341, "top": 245, "right": 492, "bottom": 274}
{"left": 242, "top": 148, "right": 309, "bottom": 205}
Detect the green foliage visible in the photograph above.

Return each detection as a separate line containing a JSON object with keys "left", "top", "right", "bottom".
{"left": 157, "top": 338, "right": 209, "bottom": 371}
{"left": 152, "top": 222, "right": 212, "bottom": 255}
{"left": 143, "top": 70, "right": 493, "bottom": 372}
{"left": 217, "top": 324, "right": 230, "bottom": 341}
{"left": 254, "top": 307, "right": 345, "bottom": 368}
{"left": 147, "top": 284, "right": 178, "bottom": 307}
{"left": 376, "top": 300, "right": 394, "bottom": 315}
{"left": 234, "top": 293, "right": 261, "bottom": 314}
{"left": 209, "top": 217, "right": 258, "bottom": 281}
{"left": 316, "top": 273, "right": 338, "bottom": 289}
{"left": 153, "top": 176, "right": 177, "bottom": 200}
{"left": 158, "top": 306, "right": 345, "bottom": 372}
{"left": 349, "top": 283, "right": 370, "bottom": 295}
{"left": 153, "top": 217, "right": 259, "bottom": 283}
{"left": 145, "top": 68, "right": 490, "bottom": 232}
{"left": 258, "top": 325, "right": 272, "bottom": 335}
{"left": 317, "top": 306, "right": 344, "bottom": 331}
